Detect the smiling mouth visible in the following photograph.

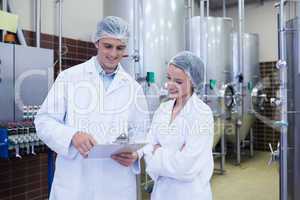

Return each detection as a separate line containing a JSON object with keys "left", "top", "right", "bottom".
{"left": 106, "top": 56, "right": 119, "bottom": 61}
{"left": 105, "top": 60, "right": 118, "bottom": 65}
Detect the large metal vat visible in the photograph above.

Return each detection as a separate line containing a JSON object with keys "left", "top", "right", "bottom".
{"left": 103, "top": 0, "right": 185, "bottom": 88}
{"left": 186, "top": 17, "right": 234, "bottom": 88}
{"left": 233, "top": 33, "right": 260, "bottom": 113}
{"left": 186, "top": 16, "right": 234, "bottom": 148}
{"left": 226, "top": 33, "right": 260, "bottom": 143}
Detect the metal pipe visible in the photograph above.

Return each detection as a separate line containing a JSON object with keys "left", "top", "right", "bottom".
{"left": 16, "top": 28, "right": 27, "bottom": 45}
{"left": 198, "top": 15, "right": 208, "bottom": 92}
{"left": 223, "top": 0, "right": 226, "bottom": 17}
{"left": 238, "top": 0, "right": 245, "bottom": 115}
{"left": 133, "top": 1, "right": 142, "bottom": 199}
{"left": 133, "top": 0, "right": 140, "bottom": 79}
{"left": 191, "top": 0, "right": 195, "bottom": 17}
{"left": 2, "top": 0, "right": 7, "bottom": 42}
{"left": 7, "top": 1, "right": 27, "bottom": 45}
{"left": 220, "top": 130, "right": 225, "bottom": 174}
{"left": 187, "top": 0, "right": 193, "bottom": 19}
{"left": 235, "top": 0, "right": 245, "bottom": 165}
{"left": 278, "top": 0, "right": 288, "bottom": 199}
{"left": 58, "top": 0, "right": 62, "bottom": 73}
{"left": 206, "top": 0, "right": 209, "bottom": 17}
{"left": 35, "top": 0, "right": 41, "bottom": 47}
{"left": 200, "top": 0, "right": 205, "bottom": 17}
{"left": 139, "top": 0, "right": 145, "bottom": 80}
{"left": 2, "top": 0, "right": 8, "bottom": 13}
{"left": 236, "top": 120, "right": 241, "bottom": 164}
{"left": 186, "top": 0, "right": 193, "bottom": 50}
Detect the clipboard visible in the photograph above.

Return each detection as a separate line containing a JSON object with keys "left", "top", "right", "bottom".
{"left": 87, "top": 143, "right": 145, "bottom": 159}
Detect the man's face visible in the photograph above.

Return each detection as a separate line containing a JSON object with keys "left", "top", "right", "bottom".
{"left": 95, "top": 38, "right": 127, "bottom": 73}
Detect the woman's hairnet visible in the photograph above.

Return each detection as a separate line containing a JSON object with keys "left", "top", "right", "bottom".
{"left": 92, "top": 16, "right": 130, "bottom": 44}
{"left": 169, "top": 51, "right": 204, "bottom": 94}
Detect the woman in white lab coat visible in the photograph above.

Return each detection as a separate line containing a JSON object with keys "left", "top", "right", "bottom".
{"left": 143, "top": 51, "right": 214, "bottom": 200}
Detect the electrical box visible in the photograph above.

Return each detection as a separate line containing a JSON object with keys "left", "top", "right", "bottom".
{"left": 0, "top": 42, "right": 53, "bottom": 122}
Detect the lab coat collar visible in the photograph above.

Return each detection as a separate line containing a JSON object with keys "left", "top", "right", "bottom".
{"left": 94, "top": 56, "right": 119, "bottom": 76}
{"left": 106, "top": 67, "right": 130, "bottom": 95}
{"left": 168, "top": 93, "right": 200, "bottom": 119}
{"left": 183, "top": 93, "right": 203, "bottom": 114}
{"left": 84, "top": 57, "right": 131, "bottom": 95}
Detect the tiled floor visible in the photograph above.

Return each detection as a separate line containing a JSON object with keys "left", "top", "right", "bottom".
{"left": 212, "top": 151, "right": 279, "bottom": 200}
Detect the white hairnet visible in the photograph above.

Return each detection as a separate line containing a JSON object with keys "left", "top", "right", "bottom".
{"left": 169, "top": 51, "right": 204, "bottom": 94}
{"left": 92, "top": 16, "right": 130, "bottom": 44}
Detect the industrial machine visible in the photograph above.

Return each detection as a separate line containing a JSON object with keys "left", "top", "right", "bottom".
{"left": 0, "top": 42, "right": 53, "bottom": 158}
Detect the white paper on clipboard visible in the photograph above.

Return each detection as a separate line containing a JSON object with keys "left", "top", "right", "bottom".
{"left": 87, "top": 143, "right": 145, "bottom": 159}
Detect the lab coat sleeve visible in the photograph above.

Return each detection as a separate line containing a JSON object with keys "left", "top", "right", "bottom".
{"left": 143, "top": 109, "right": 162, "bottom": 181}
{"left": 143, "top": 109, "right": 160, "bottom": 156}
{"left": 146, "top": 111, "right": 214, "bottom": 182}
{"left": 129, "top": 85, "right": 151, "bottom": 174}
{"left": 34, "top": 72, "right": 78, "bottom": 158}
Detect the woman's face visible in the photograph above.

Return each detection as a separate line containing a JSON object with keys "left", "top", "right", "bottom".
{"left": 166, "top": 64, "right": 193, "bottom": 100}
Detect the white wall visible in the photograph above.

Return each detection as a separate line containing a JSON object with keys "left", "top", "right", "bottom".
{"left": 212, "top": 0, "right": 278, "bottom": 62}
{"left": 9, "top": 0, "right": 103, "bottom": 41}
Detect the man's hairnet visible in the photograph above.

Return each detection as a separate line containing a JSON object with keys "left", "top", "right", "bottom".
{"left": 169, "top": 51, "right": 204, "bottom": 94}
{"left": 92, "top": 16, "right": 130, "bottom": 44}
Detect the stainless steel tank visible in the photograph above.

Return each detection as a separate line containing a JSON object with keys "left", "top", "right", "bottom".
{"left": 103, "top": 0, "right": 185, "bottom": 88}
{"left": 186, "top": 17, "right": 234, "bottom": 88}
{"left": 186, "top": 16, "right": 234, "bottom": 148}
{"left": 226, "top": 33, "right": 260, "bottom": 143}
{"left": 233, "top": 33, "right": 260, "bottom": 114}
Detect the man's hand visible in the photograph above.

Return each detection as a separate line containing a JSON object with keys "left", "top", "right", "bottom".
{"left": 72, "top": 132, "right": 97, "bottom": 157}
{"left": 111, "top": 152, "right": 138, "bottom": 167}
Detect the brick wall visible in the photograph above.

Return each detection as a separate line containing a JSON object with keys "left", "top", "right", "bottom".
{"left": 22, "top": 30, "right": 97, "bottom": 77}
{"left": 253, "top": 61, "right": 281, "bottom": 151}
{"left": 0, "top": 30, "right": 97, "bottom": 200}
{"left": 0, "top": 154, "right": 48, "bottom": 200}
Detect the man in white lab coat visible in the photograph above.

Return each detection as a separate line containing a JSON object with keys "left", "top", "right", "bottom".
{"left": 34, "top": 16, "right": 150, "bottom": 200}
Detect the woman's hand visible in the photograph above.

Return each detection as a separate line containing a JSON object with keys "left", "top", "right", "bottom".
{"left": 111, "top": 152, "right": 138, "bottom": 167}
